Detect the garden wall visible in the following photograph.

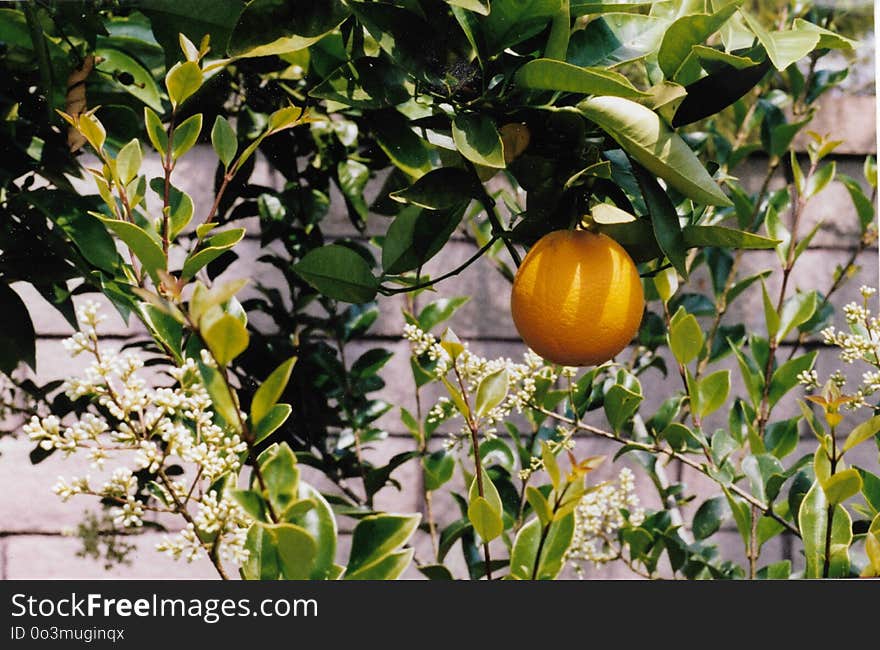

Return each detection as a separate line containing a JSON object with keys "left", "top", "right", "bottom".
{"left": 1, "top": 93, "right": 877, "bottom": 580}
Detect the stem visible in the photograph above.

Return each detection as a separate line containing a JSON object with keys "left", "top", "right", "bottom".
{"left": 380, "top": 237, "right": 498, "bottom": 295}
{"left": 201, "top": 172, "right": 233, "bottom": 231}
{"left": 468, "top": 162, "right": 522, "bottom": 268}
{"left": 454, "top": 362, "right": 493, "bottom": 580}
{"left": 532, "top": 406, "right": 800, "bottom": 537}
{"left": 748, "top": 503, "right": 759, "bottom": 579}
{"left": 162, "top": 116, "right": 177, "bottom": 256}
{"left": 822, "top": 433, "right": 838, "bottom": 578}
{"left": 531, "top": 482, "right": 570, "bottom": 580}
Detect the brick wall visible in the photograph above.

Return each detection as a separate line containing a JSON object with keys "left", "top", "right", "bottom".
{"left": 1, "top": 94, "right": 877, "bottom": 580}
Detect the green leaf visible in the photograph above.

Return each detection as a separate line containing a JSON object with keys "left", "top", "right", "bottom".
{"left": 793, "top": 18, "right": 857, "bottom": 51}
{"left": 232, "top": 489, "right": 268, "bottom": 522}
{"left": 668, "top": 309, "right": 704, "bottom": 365}
{"left": 446, "top": 0, "right": 490, "bottom": 15}
{"left": 805, "top": 161, "right": 836, "bottom": 200}
{"left": 270, "top": 523, "right": 317, "bottom": 580}
{"left": 768, "top": 351, "right": 817, "bottom": 407}
{"left": 418, "top": 296, "right": 470, "bottom": 331}
{"left": 452, "top": 112, "right": 505, "bottom": 169}
{"left": 692, "top": 496, "right": 729, "bottom": 540}
{"left": 509, "top": 512, "right": 575, "bottom": 580}
{"left": 467, "top": 475, "right": 504, "bottom": 542}
{"left": 390, "top": 168, "right": 477, "bottom": 210}
{"left": 681, "top": 225, "right": 778, "bottom": 249}
{"left": 724, "top": 488, "right": 752, "bottom": 546}
{"left": 658, "top": 2, "right": 740, "bottom": 81}
{"left": 672, "top": 58, "right": 771, "bottom": 128}
{"left": 138, "top": 0, "right": 242, "bottom": 65}
{"left": 542, "top": 441, "right": 561, "bottom": 489}
{"left": 336, "top": 159, "right": 370, "bottom": 223}
{"left": 210, "top": 116, "right": 237, "bottom": 168}
{"left": 579, "top": 96, "right": 731, "bottom": 206}
{"left": 761, "top": 280, "right": 780, "bottom": 340}
{"left": 97, "top": 216, "right": 166, "bottom": 285}
{"left": 381, "top": 206, "right": 463, "bottom": 275}
{"left": 150, "top": 181, "right": 194, "bottom": 239}
{"left": 203, "top": 313, "right": 248, "bottom": 366}
{"left": 346, "top": 513, "right": 420, "bottom": 578}
{"left": 479, "top": 0, "right": 562, "bottom": 54}
{"left": 695, "top": 369, "right": 730, "bottom": 418}
{"left": 144, "top": 107, "right": 167, "bottom": 156}
{"left": 604, "top": 384, "right": 643, "bottom": 433}
{"left": 261, "top": 443, "right": 299, "bottom": 512}
{"left": 822, "top": 468, "right": 862, "bottom": 505}
{"left": 516, "top": 59, "right": 647, "bottom": 99}
{"left": 843, "top": 415, "right": 880, "bottom": 453}
{"left": 372, "top": 109, "right": 436, "bottom": 179}
{"left": 0, "top": 284, "right": 36, "bottom": 374}
{"left": 838, "top": 174, "right": 875, "bottom": 231}
{"left": 94, "top": 47, "right": 163, "bottom": 111}
{"left": 740, "top": 10, "right": 819, "bottom": 71}
{"left": 799, "top": 480, "right": 827, "bottom": 578}
{"left": 310, "top": 58, "right": 410, "bottom": 110}
{"left": 182, "top": 228, "right": 246, "bottom": 280}
{"left": 633, "top": 165, "right": 688, "bottom": 277}
{"left": 291, "top": 483, "right": 338, "bottom": 579}
{"left": 251, "top": 356, "right": 297, "bottom": 426}
{"left": 171, "top": 113, "right": 203, "bottom": 160}
{"left": 475, "top": 368, "right": 509, "bottom": 418}
{"left": 165, "top": 60, "right": 203, "bottom": 109}
{"left": 115, "top": 139, "right": 142, "bottom": 185}
{"left": 568, "top": 13, "right": 669, "bottom": 68}
{"left": 857, "top": 467, "right": 880, "bottom": 513}
{"left": 253, "top": 404, "right": 292, "bottom": 444}
{"left": 525, "top": 486, "right": 553, "bottom": 526}
{"left": 423, "top": 451, "right": 455, "bottom": 491}
{"left": 141, "top": 303, "right": 183, "bottom": 363}
{"left": 229, "top": 0, "right": 349, "bottom": 58}
{"left": 198, "top": 360, "right": 240, "bottom": 431}
{"left": 778, "top": 291, "right": 817, "bottom": 341}
{"left": 293, "top": 244, "right": 377, "bottom": 303}
{"left": 242, "top": 523, "right": 279, "bottom": 580}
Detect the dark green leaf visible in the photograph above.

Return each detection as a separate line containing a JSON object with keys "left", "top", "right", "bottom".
{"left": 293, "top": 244, "right": 379, "bottom": 303}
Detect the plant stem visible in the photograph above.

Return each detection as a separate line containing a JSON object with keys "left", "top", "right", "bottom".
{"left": 454, "top": 362, "right": 493, "bottom": 580}
{"left": 162, "top": 115, "right": 177, "bottom": 256}
{"left": 380, "top": 237, "right": 498, "bottom": 295}
{"left": 468, "top": 163, "right": 522, "bottom": 268}
{"left": 533, "top": 407, "right": 800, "bottom": 537}
{"left": 822, "top": 433, "right": 838, "bottom": 578}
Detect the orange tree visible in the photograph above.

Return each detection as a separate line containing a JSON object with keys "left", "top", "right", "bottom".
{"left": 1, "top": 1, "right": 878, "bottom": 579}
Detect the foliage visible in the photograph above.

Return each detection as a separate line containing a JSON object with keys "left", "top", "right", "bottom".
{"left": 0, "top": 0, "right": 877, "bottom": 579}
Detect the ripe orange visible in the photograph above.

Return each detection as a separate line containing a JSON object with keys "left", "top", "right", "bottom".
{"left": 510, "top": 229, "right": 645, "bottom": 366}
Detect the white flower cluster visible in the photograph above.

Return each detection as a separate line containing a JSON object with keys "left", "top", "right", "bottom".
{"left": 811, "top": 288, "right": 880, "bottom": 408}
{"left": 566, "top": 468, "right": 645, "bottom": 573}
{"left": 24, "top": 301, "right": 252, "bottom": 567}
{"left": 404, "top": 325, "right": 559, "bottom": 446}
{"left": 157, "top": 493, "right": 250, "bottom": 565}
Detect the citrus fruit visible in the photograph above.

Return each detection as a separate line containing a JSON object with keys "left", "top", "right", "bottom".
{"left": 510, "top": 229, "right": 645, "bottom": 366}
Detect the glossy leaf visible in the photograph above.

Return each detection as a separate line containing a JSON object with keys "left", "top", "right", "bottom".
{"left": 509, "top": 512, "right": 575, "bottom": 580}
{"left": 452, "top": 112, "right": 505, "bottom": 169}
{"left": 182, "top": 228, "right": 245, "bottom": 280}
{"left": 657, "top": 3, "right": 740, "bottom": 81}
{"left": 293, "top": 245, "right": 378, "bottom": 303}
{"left": 568, "top": 13, "right": 669, "bottom": 68}
{"left": 475, "top": 368, "right": 509, "bottom": 418}
{"left": 516, "top": 59, "right": 647, "bottom": 99}
{"left": 668, "top": 309, "right": 704, "bottom": 365}
{"left": 211, "top": 116, "right": 237, "bottom": 168}
{"left": 165, "top": 61, "right": 203, "bottom": 108}
{"left": 390, "top": 168, "right": 478, "bottom": 210}
{"left": 681, "top": 225, "right": 778, "bottom": 249}
{"left": 310, "top": 57, "right": 410, "bottom": 109}
{"left": 423, "top": 451, "right": 455, "bottom": 491}
{"left": 822, "top": 468, "right": 862, "bottom": 505}
{"left": 695, "top": 369, "right": 730, "bottom": 418}
{"left": 251, "top": 356, "right": 297, "bottom": 426}
{"left": 270, "top": 523, "right": 317, "bottom": 580}
{"left": 693, "top": 496, "right": 729, "bottom": 540}
{"left": 579, "top": 96, "right": 731, "bottom": 206}
{"left": 229, "top": 0, "right": 349, "bottom": 58}
{"left": 95, "top": 48, "right": 163, "bottom": 111}
{"left": 634, "top": 164, "right": 688, "bottom": 277}
{"left": 97, "top": 216, "right": 166, "bottom": 285}
{"left": 843, "top": 415, "right": 880, "bottom": 453}
{"left": 467, "top": 475, "right": 504, "bottom": 542}
{"left": 253, "top": 404, "right": 292, "bottom": 444}
{"left": 345, "top": 513, "right": 420, "bottom": 578}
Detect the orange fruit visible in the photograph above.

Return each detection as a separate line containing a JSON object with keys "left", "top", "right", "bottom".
{"left": 510, "top": 229, "right": 645, "bottom": 366}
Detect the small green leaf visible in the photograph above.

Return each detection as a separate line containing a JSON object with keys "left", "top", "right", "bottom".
{"left": 822, "top": 468, "right": 863, "bottom": 505}
{"left": 475, "top": 368, "right": 509, "bottom": 418}
{"left": 390, "top": 168, "right": 478, "bottom": 210}
{"left": 740, "top": 10, "right": 819, "bottom": 71}
{"left": 181, "top": 228, "right": 246, "bottom": 280}
{"left": 634, "top": 165, "right": 688, "bottom": 278}
{"left": 97, "top": 216, "right": 166, "bottom": 285}
{"left": 695, "top": 369, "right": 730, "bottom": 418}
{"left": 541, "top": 441, "right": 561, "bottom": 489}
{"left": 251, "top": 356, "right": 297, "bottom": 426}
{"left": 211, "top": 116, "right": 237, "bottom": 168}
{"left": 658, "top": 2, "right": 740, "bottom": 81}
{"left": 778, "top": 291, "right": 817, "bottom": 341}
{"left": 261, "top": 443, "right": 299, "bottom": 511}
{"left": 232, "top": 489, "right": 268, "bottom": 522}
{"left": 509, "top": 512, "right": 575, "bottom": 580}
{"left": 526, "top": 486, "right": 553, "bottom": 526}
{"left": 171, "top": 113, "right": 203, "bottom": 160}
{"left": 198, "top": 360, "right": 240, "bottom": 431}
{"left": 346, "top": 513, "right": 420, "bottom": 578}
{"left": 144, "top": 107, "right": 167, "bottom": 155}
{"left": 468, "top": 475, "right": 504, "bottom": 542}
{"left": 805, "top": 161, "right": 836, "bottom": 200}
{"left": 452, "top": 112, "right": 505, "bottom": 169}
{"left": 515, "top": 59, "right": 648, "bottom": 98}
{"left": 270, "top": 523, "right": 317, "bottom": 580}
{"left": 423, "top": 451, "right": 455, "bottom": 491}
{"left": 843, "top": 415, "right": 880, "bottom": 453}
{"left": 293, "top": 245, "right": 378, "bottom": 303}
{"left": 768, "top": 351, "right": 817, "bottom": 407}
{"left": 253, "top": 404, "right": 292, "bottom": 444}
{"left": 165, "top": 60, "right": 203, "bottom": 108}
{"left": 242, "top": 523, "right": 279, "bottom": 580}
{"left": 116, "top": 139, "right": 142, "bottom": 185}
{"left": 681, "top": 225, "right": 779, "bottom": 250}
{"left": 761, "top": 280, "right": 780, "bottom": 340}
{"left": 692, "top": 496, "right": 729, "bottom": 540}
{"left": 668, "top": 308, "right": 704, "bottom": 365}
{"left": 203, "top": 313, "right": 249, "bottom": 366}
{"left": 604, "top": 384, "right": 643, "bottom": 433}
